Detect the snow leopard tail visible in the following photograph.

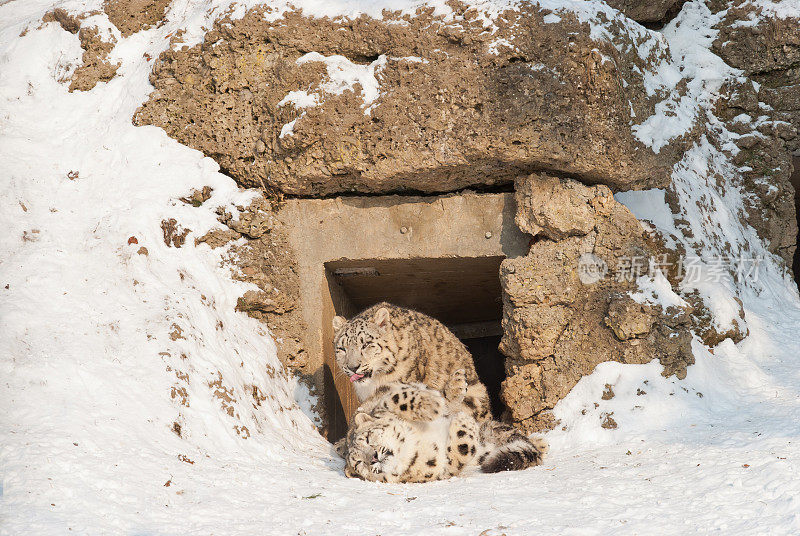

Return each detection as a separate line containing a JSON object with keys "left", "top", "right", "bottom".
{"left": 479, "top": 422, "right": 548, "bottom": 473}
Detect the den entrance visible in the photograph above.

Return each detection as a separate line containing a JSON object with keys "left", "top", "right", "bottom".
{"left": 323, "top": 256, "right": 507, "bottom": 441}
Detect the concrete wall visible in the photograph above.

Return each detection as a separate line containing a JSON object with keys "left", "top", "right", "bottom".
{"left": 275, "top": 191, "right": 529, "bottom": 435}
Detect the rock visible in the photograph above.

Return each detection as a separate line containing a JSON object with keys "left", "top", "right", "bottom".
{"left": 235, "top": 290, "right": 294, "bottom": 315}
{"left": 180, "top": 186, "right": 213, "bottom": 206}
{"left": 513, "top": 174, "right": 601, "bottom": 239}
{"left": 42, "top": 8, "right": 81, "bottom": 33}
{"left": 499, "top": 173, "right": 695, "bottom": 433}
{"left": 500, "top": 305, "right": 571, "bottom": 362}
{"left": 104, "top": 0, "right": 171, "bottom": 37}
{"left": 601, "top": 413, "right": 618, "bottom": 429}
{"left": 225, "top": 217, "right": 307, "bottom": 372}
{"left": 134, "top": 2, "right": 695, "bottom": 196}
{"left": 69, "top": 26, "right": 119, "bottom": 92}
{"left": 43, "top": 11, "right": 120, "bottom": 92}
{"left": 195, "top": 228, "right": 240, "bottom": 249}
{"left": 218, "top": 197, "right": 274, "bottom": 239}
{"left": 713, "top": 1, "right": 800, "bottom": 124}
{"left": 684, "top": 291, "right": 748, "bottom": 347}
{"left": 500, "top": 363, "right": 544, "bottom": 422}
{"left": 605, "top": 0, "right": 686, "bottom": 24}
{"left": 604, "top": 297, "right": 656, "bottom": 340}
{"left": 709, "top": 1, "right": 799, "bottom": 267}
{"left": 500, "top": 238, "right": 583, "bottom": 307}
{"left": 161, "top": 218, "right": 190, "bottom": 247}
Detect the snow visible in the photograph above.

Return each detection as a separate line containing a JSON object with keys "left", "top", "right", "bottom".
{"left": 277, "top": 90, "right": 320, "bottom": 109}
{"left": 392, "top": 55, "right": 429, "bottom": 63}
{"left": 632, "top": 93, "right": 698, "bottom": 154}
{"left": 616, "top": 188, "right": 676, "bottom": 237}
{"left": 278, "top": 52, "right": 387, "bottom": 116}
{"left": 279, "top": 116, "right": 299, "bottom": 138}
{"left": 3, "top": 0, "right": 800, "bottom": 535}
{"left": 487, "top": 37, "right": 516, "bottom": 55}
{"left": 741, "top": 0, "right": 800, "bottom": 22}
{"left": 629, "top": 272, "right": 689, "bottom": 309}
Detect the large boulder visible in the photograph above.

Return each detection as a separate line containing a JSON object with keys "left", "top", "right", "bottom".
{"left": 499, "top": 173, "right": 695, "bottom": 432}
{"left": 134, "top": 2, "right": 696, "bottom": 196}
{"left": 713, "top": 0, "right": 800, "bottom": 149}
{"left": 711, "top": 1, "right": 799, "bottom": 265}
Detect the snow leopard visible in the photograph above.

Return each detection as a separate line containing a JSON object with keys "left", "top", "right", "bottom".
{"left": 332, "top": 302, "right": 491, "bottom": 421}
{"left": 339, "top": 374, "right": 547, "bottom": 483}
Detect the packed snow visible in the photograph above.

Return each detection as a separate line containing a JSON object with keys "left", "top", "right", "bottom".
{"left": 2, "top": 0, "right": 800, "bottom": 535}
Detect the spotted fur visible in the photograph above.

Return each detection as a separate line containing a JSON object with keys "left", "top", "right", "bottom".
{"left": 342, "top": 380, "right": 546, "bottom": 483}
{"left": 333, "top": 302, "right": 490, "bottom": 421}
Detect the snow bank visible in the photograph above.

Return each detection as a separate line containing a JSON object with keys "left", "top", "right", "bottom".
{"left": 3, "top": 0, "right": 800, "bottom": 534}
{"left": 1, "top": 0, "right": 332, "bottom": 531}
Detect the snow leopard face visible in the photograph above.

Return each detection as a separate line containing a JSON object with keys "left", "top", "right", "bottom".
{"left": 332, "top": 307, "right": 397, "bottom": 396}
{"left": 344, "top": 413, "right": 411, "bottom": 483}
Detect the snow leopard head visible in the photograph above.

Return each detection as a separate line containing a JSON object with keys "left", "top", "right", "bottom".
{"left": 332, "top": 304, "right": 397, "bottom": 389}
{"left": 344, "top": 412, "right": 409, "bottom": 483}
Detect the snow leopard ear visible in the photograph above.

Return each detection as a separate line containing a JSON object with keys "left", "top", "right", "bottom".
{"left": 333, "top": 437, "right": 348, "bottom": 458}
{"left": 332, "top": 316, "right": 347, "bottom": 333}
{"left": 354, "top": 412, "right": 374, "bottom": 426}
{"left": 374, "top": 307, "right": 391, "bottom": 330}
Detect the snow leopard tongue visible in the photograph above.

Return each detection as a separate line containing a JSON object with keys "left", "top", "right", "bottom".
{"left": 349, "top": 373, "right": 365, "bottom": 382}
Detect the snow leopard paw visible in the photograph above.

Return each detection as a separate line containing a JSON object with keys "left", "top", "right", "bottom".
{"left": 444, "top": 368, "right": 468, "bottom": 405}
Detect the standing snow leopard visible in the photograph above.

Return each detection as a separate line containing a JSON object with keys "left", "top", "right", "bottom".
{"left": 332, "top": 302, "right": 491, "bottom": 421}
{"left": 339, "top": 373, "right": 547, "bottom": 483}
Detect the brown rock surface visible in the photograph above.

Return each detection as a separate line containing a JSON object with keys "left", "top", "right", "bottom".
{"left": 104, "top": 0, "right": 171, "bottom": 37}
{"left": 711, "top": 2, "right": 799, "bottom": 265}
{"left": 499, "top": 173, "right": 695, "bottom": 432}
{"left": 161, "top": 218, "right": 190, "bottom": 247}
{"left": 195, "top": 228, "right": 240, "bottom": 249}
{"left": 70, "top": 26, "right": 120, "bottom": 92}
{"left": 42, "top": 8, "right": 82, "bottom": 33}
{"left": 216, "top": 197, "right": 308, "bottom": 373}
{"left": 713, "top": 1, "right": 800, "bottom": 103}
{"left": 134, "top": 3, "right": 695, "bottom": 196}
{"left": 605, "top": 0, "right": 685, "bottom": 23}
{"left": 217, "top": 197, "right": 274, "bottom": 239}
{"left": 43, "top": 9, "right": 120, "bottom": 91}
{"left": 605, "top": 299, "right": 656, "bottom": 340}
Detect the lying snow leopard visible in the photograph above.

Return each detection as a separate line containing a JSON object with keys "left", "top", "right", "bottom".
{"left": 333, "top": 302, "right": 491, "bottom": 421}
{"left": 338, "top": 374, "right": 547, "bottom": 483}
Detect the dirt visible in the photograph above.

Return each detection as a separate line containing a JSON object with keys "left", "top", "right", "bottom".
{"left": 180, "top": 186, "right": 213, "bottom": 206}
{"left": 601, "top": 413, "right": 618, "bottom": 429}
{"left": 69, "top": 26, "right": 119, "bottom": 92}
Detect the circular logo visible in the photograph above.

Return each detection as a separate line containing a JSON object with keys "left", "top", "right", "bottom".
{"left": 577, "top": 253, "right": 608, "bottom": 284}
